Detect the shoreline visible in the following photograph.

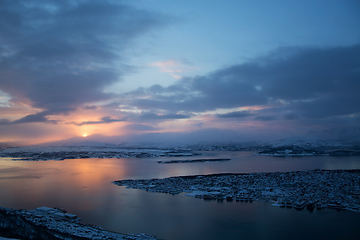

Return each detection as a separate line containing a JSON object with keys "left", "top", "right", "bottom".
{"left": 113, "top": 169, "right": 360, "bottom": 214}
{"left": 0, "top": 206, "right": 157, "bottom": 240}
{"left": 1, "top": 144, "right": 360, "bottom": 161}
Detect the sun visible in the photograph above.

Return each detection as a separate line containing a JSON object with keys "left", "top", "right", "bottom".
{"left": 83, "top": 134, "right": 87, "bottom": 137}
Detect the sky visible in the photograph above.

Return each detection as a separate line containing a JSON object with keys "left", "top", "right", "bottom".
{"left": 0, "top": 0, "right": 360, "bottom": 144}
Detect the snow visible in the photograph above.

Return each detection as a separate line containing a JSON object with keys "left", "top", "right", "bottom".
{"left": 185, "top": 191, "right": 207, "bottom": 197}
{"left": 36, "top": 206, "right": 54, "bottom": 211}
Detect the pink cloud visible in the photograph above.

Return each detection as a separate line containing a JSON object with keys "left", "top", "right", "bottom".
{"left": 149, "top": 59, "right": 197, "bottom": 79}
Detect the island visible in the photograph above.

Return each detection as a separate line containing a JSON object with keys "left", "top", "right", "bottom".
{"left": 113, "top": 169, "right": 360, "bottom": 212}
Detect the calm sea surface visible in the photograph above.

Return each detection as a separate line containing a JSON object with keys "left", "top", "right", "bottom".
{"left": 0, "top": 151, "right": 360, "bottom": 240}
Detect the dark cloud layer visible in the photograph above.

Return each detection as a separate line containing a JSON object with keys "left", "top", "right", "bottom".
{"left": 254, "top": 116, "right": 276, "bottom": 122}
{"left": 1, "top": 0, "right": 359, "bottom": 132}
{"left": 123, "top": 124, "right": 157, "bottom": 131}
{"left": 121, "top": 44, "right": 360, "bottom": 124}
{"left": 12, "top": 111, "right": 59, "bottom": 124}
{"left": 0, "top": 0, "right": 165, "bottom": 123}
{"left": 70, "top": 116, "right": 126, "bottom": 126}
{"left": 0, "top": 111, "right": 59, "bottom": 125}
{"left": 139, "top": 112, "right": 191, "bottom": 120}
{"left": 216, "top": 111, "right": 253, "bottom": 118}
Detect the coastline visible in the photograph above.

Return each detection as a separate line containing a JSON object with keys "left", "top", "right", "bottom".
{"left": 113, "top": 169, "right": 360, "bottom": 214}
{"left": 0, "top": 206, "right": 157, "bottom": 240}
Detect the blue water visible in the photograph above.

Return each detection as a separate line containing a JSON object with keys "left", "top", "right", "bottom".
{"left": 0, "top": 151, "right": 359, "bottom": 239}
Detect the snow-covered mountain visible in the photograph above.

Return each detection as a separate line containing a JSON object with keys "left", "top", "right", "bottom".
{"left": 307, "top": 126, "right": 360, "bottom": 144}
{"left": 2, "top": 126, "right": 358, "bottom": 150}
{"left": 264, "top": 136, "right": 341, "bottom": 148}
{"left": 38, "top": 129, "right": 249, "bottom": 147}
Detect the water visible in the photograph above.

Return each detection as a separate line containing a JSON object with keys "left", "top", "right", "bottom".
{"left": 0, "top": 151, "right": 360, "bottom": 239}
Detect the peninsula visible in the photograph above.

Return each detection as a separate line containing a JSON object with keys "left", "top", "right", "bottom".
{"left": 113, "top": 169, "right": 360, "bottom": 212}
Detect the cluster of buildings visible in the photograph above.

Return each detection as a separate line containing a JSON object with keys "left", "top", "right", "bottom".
{"left": 114, "top": 170, "right": 360, "bottom": 212}
{"left": 0, "top": 206, "right": 156, "bottom": 240}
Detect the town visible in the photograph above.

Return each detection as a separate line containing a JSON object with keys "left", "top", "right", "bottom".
{"left": 114, "top": 169, "right": 360, "bottom": 212}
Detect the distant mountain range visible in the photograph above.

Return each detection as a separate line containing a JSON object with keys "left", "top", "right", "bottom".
{"left": 0, "top": 142, "right": 14, "bottom": 150}
{"left": 1, "top": 127, "right": 359, "bottom": 149}
{"left": 307, "top": 126, "right": 360, "bottom": 143}
{"left": 39, "top": 127, "right": 360, "bottom": 147}
{"left": 39, "top": 129, "right": 249, "bottom": 147}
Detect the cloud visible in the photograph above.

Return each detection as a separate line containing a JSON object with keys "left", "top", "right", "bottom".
{"left": 0, "top": 121, "right": 70, "bottom": 140}
{"left": 12, "top": 111, "right": 59, "bottom": 124}
{"left": 216, "top": 111, "right": 253, "bottom": 118}
{"left": 120, "top": 44, "right": 360, "bottom": 125}
{"left": 149, "top": 59, "right": 197, "bottom": 79}
{"left": 139, "top": 112, "right": 191, "bottom": 120}
{"left": 70, "top": 116, "right": 126, "bottom": 126}
{"left": 83, "top": 106, "right": 98, "bottom": 110}
{"left": 254, "top": 116, "right": 275, "bottom": 121}
{"left": 283, "top": 113, "right": 299, "bottom": 120}
{"left": 123, "top": 124, "right": 158, "bottom": 131}
{"left": 0, "top": 0, "right": 166, "bottom": 124}
{"left": 0, "top": 111, "right": 59, "bottom": 125}
{"left": 191, "top": 122, "right": 204, "bottom": 127}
